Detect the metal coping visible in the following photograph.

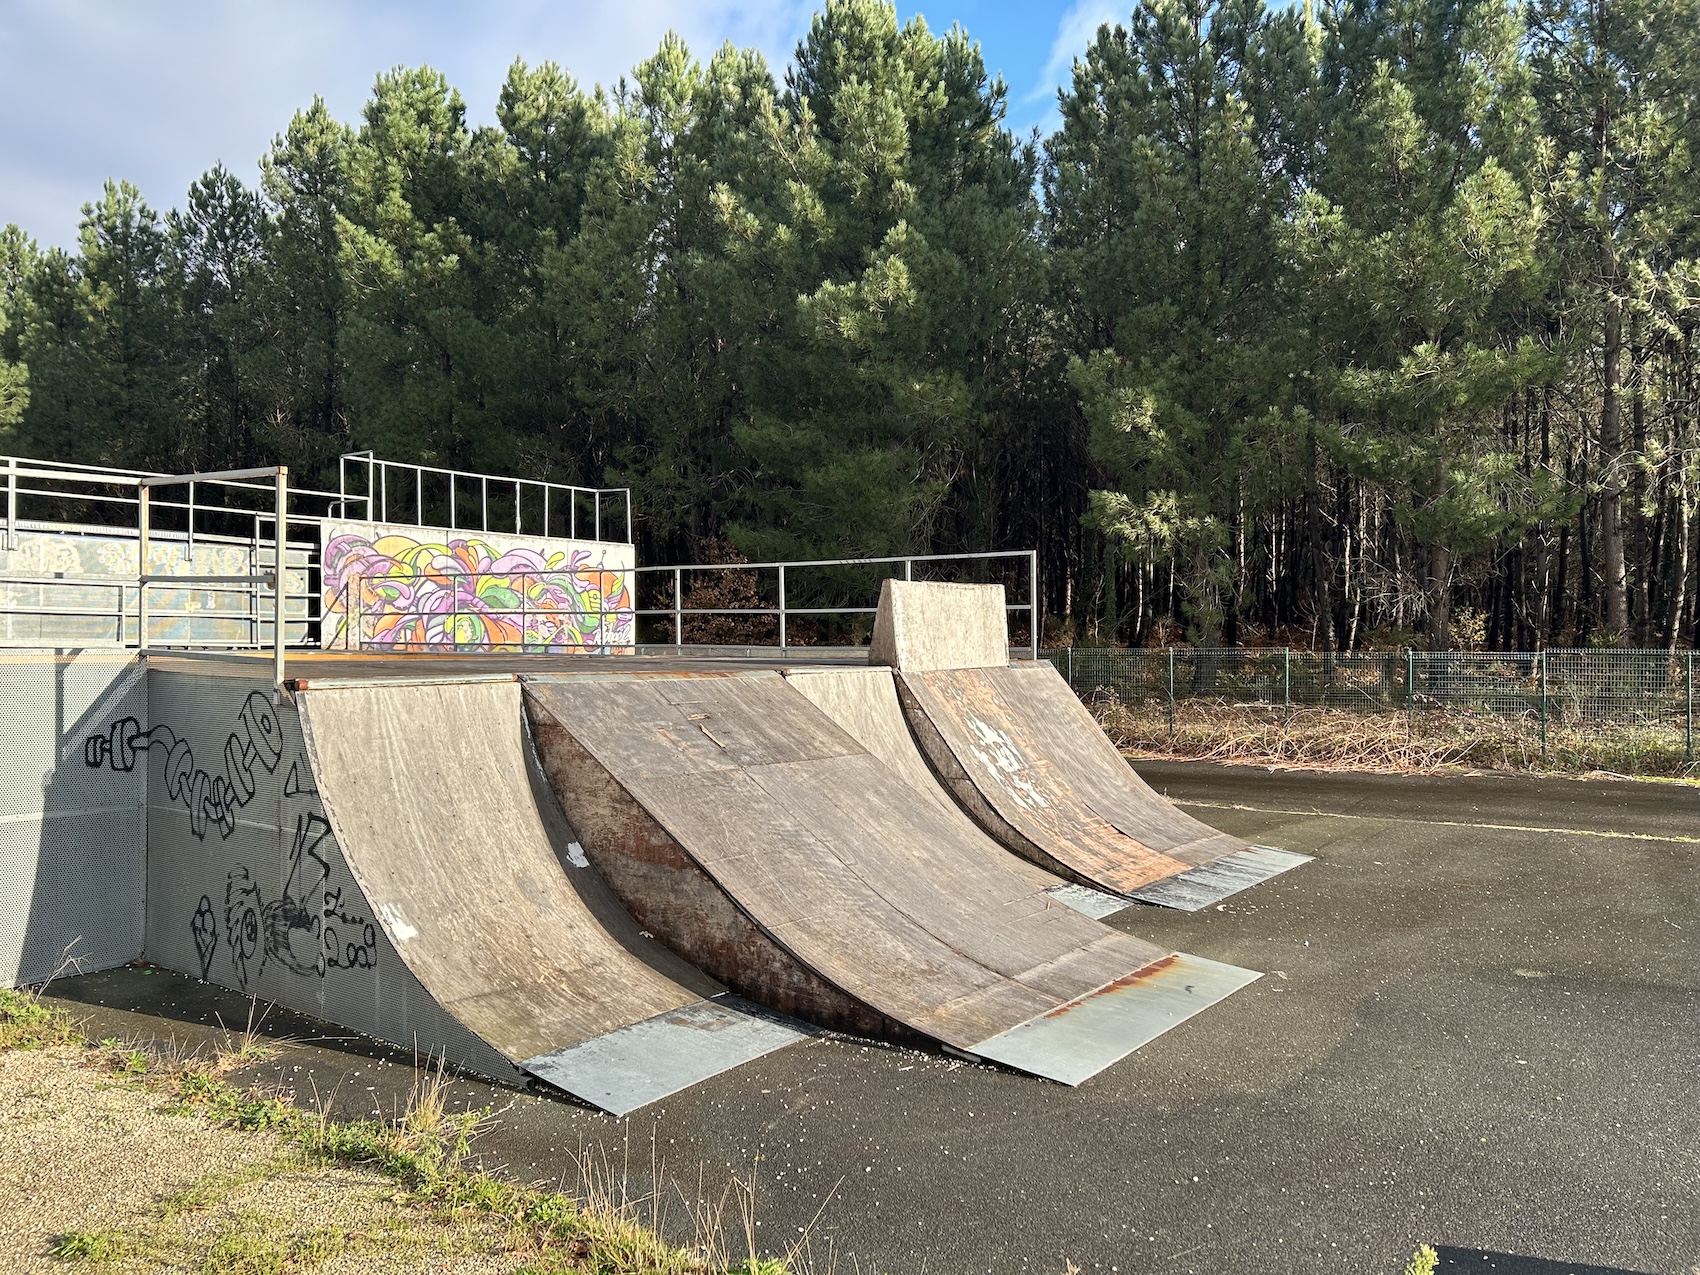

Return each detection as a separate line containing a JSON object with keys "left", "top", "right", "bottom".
{"left": 1129, "top": 846, "right": 1314, "bottom": 912}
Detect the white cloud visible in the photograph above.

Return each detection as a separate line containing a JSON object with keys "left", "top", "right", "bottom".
{"left": 0, "top": 0, "right": 815, "bottom": 248}
{"left": 1021, "top": 0, "right": 1123, "bottom": 133}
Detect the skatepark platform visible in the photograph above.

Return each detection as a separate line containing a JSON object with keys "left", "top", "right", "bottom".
{"left": 8, "top": 626, "right": 1288, "bottom": 1105}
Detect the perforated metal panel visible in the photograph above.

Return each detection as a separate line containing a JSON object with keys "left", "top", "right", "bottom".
{"left": 0, "top": 652, "right": 147, "bottom": 985}
{"left": 140, "top": 668, "right": 512, "bottom": 1080}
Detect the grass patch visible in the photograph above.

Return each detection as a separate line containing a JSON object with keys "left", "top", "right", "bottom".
{"left": 0, "top": 986, "right": 80, "bottom": 1050}
{"left": 48, "top": 1228, "right": 128, "bottom": 1263}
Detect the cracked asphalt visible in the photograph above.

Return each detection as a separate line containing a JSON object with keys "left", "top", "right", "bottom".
{"left": 42, "top": 763, "right": 1700, "bottom": 1275}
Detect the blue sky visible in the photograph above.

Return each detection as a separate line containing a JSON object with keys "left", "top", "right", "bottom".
{"left": 0, "top": 0, "right": 1123, "bottom": 250}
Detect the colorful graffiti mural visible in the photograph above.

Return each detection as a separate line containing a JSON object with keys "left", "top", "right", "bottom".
{"left": 320, "top": 523, "right": 635, "bottom": 652}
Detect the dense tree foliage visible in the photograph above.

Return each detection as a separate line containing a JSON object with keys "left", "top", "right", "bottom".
{"left": 3, "top": 0, "right": 1698, "bottom": 649}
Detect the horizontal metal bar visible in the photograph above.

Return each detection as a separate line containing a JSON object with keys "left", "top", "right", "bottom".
{"left": 635, "top": 550, "right": 1033, "bottom": 573}
{"left": 140, "top": 573, "right": 274, "bottom": 585}
{"left": 140, "top": 466, "right": 285, "bottom": 487}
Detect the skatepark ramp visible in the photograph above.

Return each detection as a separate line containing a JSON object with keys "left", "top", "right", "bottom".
{"left": 525, "top": 671, "right": 1259, "bottom": 1085}
{"left": 783, "top": 665, "right": 1131, "bottom": 920}
{"left": 297, "top": 677, "right": 807, "bottom": 1115}
{"left": 871, "top": 580, "right": 1310, "bottom": 909}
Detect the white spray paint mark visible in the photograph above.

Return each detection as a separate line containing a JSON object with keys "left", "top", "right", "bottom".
{"left": 565, "top": 841, "right": 590, "bottom": 868}
{"left": 377, "top": 901, "right": 418, "bottom": 942}
{"left": 965, "top": 714, "right": 1048, "bottom": 810}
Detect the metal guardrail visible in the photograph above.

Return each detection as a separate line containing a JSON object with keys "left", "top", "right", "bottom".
{"left": 337, "top": 451, "right": 632, "bottom": 544}
{"left": 635, "top": 550, "right": 1042, "bottom": 659}
{"left": 139, "top": 467, "right": 290, "bottom": 687}
{"left": 1046, "top": 646, "right": 1699, "bottom": 761}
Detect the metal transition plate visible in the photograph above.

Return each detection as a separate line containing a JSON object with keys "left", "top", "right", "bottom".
{"left": 961, "top": 953, "right": 1261, "bottom": 1086}
{"left": 1043, "top": 882, "right": 1132, "bottom": 920}
{"left": 1130, "top": 845, "right": 1314, "bottom": 912}
{"left": 522, "top": 996, "right": 814, "bottom": 1117}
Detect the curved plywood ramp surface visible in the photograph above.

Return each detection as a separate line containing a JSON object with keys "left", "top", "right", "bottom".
{"left": 298, "top": 678, "right": 807, "bottom": 1114}
{"left": 897, "top": 662, "right": 1309, "bottom": 906}
{"left": 525, "top": 672, "right": 1258, "bottom": 1083}
{"left": 783, "top": 667, "right": 1130, "bottom": 918}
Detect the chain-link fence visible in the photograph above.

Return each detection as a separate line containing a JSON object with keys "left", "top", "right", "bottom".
{"left": 1044, "top": 647, "right": 1698, "bottom": 763}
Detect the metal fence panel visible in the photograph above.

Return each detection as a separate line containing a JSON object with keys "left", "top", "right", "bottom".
{"left": 1046, "top": 646, "right": 1698, "bottom": 762}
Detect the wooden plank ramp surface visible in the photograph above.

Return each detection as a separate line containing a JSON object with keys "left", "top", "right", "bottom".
{"left": 297, "top": 678, "right": 807, "bottom": 1115}
{"left": 896, "top": 661, "right": 1309, "bottom": 905}
{"left": 525, "top": 671, "right": 1258, "bottom": 1084}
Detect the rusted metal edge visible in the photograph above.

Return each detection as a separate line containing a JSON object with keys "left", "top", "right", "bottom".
{"left": 1129, "top": 845, "right": 1314, "bottom": 912}
{"left": 520, "top": 995, "right": 814, "bottom": 1117}
{"left": 957, "top": 953, "right": 1261, "bottom": 1086}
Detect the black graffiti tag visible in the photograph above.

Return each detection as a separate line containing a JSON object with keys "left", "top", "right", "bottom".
{"left": 84, "top": 690, "right": 283, "bottom": 840}
{"left": 216, "top": 814, "right": 377, "bottom": 990}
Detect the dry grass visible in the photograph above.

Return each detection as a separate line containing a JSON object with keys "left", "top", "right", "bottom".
{"left": 1089, "top": 692, "right": 1700, "bottom": 778}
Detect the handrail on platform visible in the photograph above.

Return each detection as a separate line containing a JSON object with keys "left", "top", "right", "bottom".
{"left": 633, "top": 549, "right": 1041, "bottom": 660}
{"left": 139, "top": 467, "right": 291, "bottom": 689}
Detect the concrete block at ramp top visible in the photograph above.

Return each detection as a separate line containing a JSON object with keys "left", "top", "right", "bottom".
{"left": 869, "top": 579, "right": 1008, "bottom": 672}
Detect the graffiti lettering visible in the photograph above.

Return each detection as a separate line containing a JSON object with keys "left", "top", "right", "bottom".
{"left": 213, "top": 814, "right": 377, "bottom": 990}
{"left": 84, "top": 690, "right": 283, "bottom": 840}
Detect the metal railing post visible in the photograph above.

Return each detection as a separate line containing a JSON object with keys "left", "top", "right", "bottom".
{"left": 137, "top": 484, "right": 150, "bottom": 650}
{"left": 273, "top": 468, "right": 287, "bottom": 688}
{"left": 1167, "top": 646, "right": 1176, "bottom": 736}
{"left": 520, "top": 570, "right": 529, "bottom": 652}
{"left": 778, "top": 564, "right": 787, "bottom": 650}
{"left": 1539, "top": 649, "right": 1548, "bottom": 759}
{"left": 6, "top": 455, "right": 17, "bottom": 550}
{"left": 1029, "top": 549, "right": 1040, "bottom": 660}
{"left": 1406, "top": 648, "right": 1415, "bottom": 733}
{"left": 673, "top": 567, "right": 683, "bottom": 646}
{"left": 1067, "top": 646, "right": 1073, "bottom": 688}
{"left": 1283, "top": 646, "right": 1292, "bottom": 711}
{"left": 1687, "top": 650, "right": 1693, "bottom": 765}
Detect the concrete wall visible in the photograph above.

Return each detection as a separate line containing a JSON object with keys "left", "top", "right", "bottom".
{"left": 869, "top": 580, "right": 1010, "bottom": 672}
{"left": 0, "top": 652, "right": 147, "bottom": 985}
{"left": 70, "top": 665, "right": 510, "bottom": 1079}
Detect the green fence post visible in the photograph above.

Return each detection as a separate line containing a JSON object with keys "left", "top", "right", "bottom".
{"left": 1406, "top": 647, "right": 1414, "bottom": 733}
{"left": 1539, "top": 649, "right": 1548, "bottom": 759}
{"left": 1687, "top": 649, "right": 1693, "bottom": 765}
{"left": 1067, "top": 646, "right": 1074, "bottom": 689}
{"left": 1167, "top": 646, "right": 1176, "bottom": 738}
{"left": 1283, "top": 646, "right": 1292, "bottom": 713}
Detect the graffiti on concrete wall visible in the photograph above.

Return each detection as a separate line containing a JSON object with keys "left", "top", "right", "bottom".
{"left": 213, "top": 813, "right": 378, "bottom": 991}
{"left": 86, "top": 691, "right": 377, "bottom": 993}
{"left": 318, "top": 522, "right": 635, "bottom": 653}
{"left": 84, "top": 690, "right": 282, "bottom": 840}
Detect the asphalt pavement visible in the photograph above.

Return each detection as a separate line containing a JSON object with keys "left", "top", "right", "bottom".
{"left": 42, "top": 762, "right": 1700, "bottom": 1275}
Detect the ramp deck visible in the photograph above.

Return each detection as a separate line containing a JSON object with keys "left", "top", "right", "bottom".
{"left": 298, "top": 679, "right": 806, "bottom": 1114}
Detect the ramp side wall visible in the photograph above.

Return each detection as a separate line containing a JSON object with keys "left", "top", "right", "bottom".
{"left": 0, "top": 651, "right": 147, "bottom": 986}
{"left": 135, "top": 668, "right": 512, "bottom": 1080}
